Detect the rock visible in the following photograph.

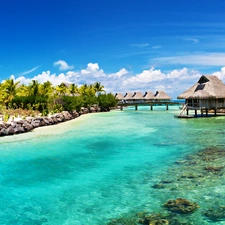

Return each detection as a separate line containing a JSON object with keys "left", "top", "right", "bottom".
{"left": 152, "top": 183, "right": 166, "bottom": 189}
{"left": 18, "top": 126, "right": 25, "bottom": 133}
{"left": 164, "top": 198, "right": 200, "bottom": 214}
{"left": 43, "top": 118, "right": 50, "bottom": 125}
{"left": 62, "top": 111, "right": 73, "bottom": 120}
{"left": 204, "top": 206, "right": 225, "bottom": 221}
{"left": 149, "top": 219, "right": 169, "bottom": 225}
{"left": 137, "top": 212, "right": 171, "bottom": 225}
{"left": 6, "top": 126, "right": 15, "bottom": 135}
{"left": 23, "top": 122, "right": 33, "bottom": 131}
{"left": 0, "top": 128, "right": 8, "bottom": 135}
{"left": 204, "top": 166, "right": 224, "bottom": 172}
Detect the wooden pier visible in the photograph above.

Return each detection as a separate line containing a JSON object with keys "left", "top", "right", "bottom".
{"left": 118, "top": 101, "right": 181, "bottom": 110}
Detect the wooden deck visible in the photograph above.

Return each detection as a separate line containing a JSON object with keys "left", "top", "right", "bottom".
{"left": 118, "top": 101, "right": 181, "bottom": 110}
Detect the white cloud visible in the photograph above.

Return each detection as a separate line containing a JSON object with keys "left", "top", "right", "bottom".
{"left": 9, "top": 62, "right": 225, "bottom": 98}
{"left": 212, "top": 67, "right": 225, "bottom": 80}
{"left": 184, "top": 38, "right": 199, "bottom": 44}
{"left": 20, "top": 66, "right": 40, "bottom": 75}
{"left": 152, "top": 45, "right": 161, "bottom": 49}
{"left": 154, "top": 85, "right": 166, "bottom": 91}
{"left": 109, "top": 68, "right": 128, "bottom": 78}
{"left": 53, "top": 60, "right": 74, "bottom": 71}
{"left": 153, "top": 53, "right": 225, "bottom": 66}
{"left": 130, "top": 43, "right": 149, "bottom": 48}
{"left": 167, "top": 68, "right": 189, "bottom": 79}
{"left": 81, "top": 63, "right": 106, "bottom": 79}
{"left": 123, "top": 67, "right": 166, "bottom": 86}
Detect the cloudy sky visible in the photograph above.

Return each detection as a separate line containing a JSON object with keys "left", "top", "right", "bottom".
{"left": 1, "top": 0, "right": 225, "bottom": 98}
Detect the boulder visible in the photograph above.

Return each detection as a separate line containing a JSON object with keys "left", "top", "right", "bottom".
{"left": 0, "top": 128, "right": 8, "bottom": 135}
{"left": 164, "top": 198, "right": 200, "bottom": 214}
{"left": 23, "top": 122, "right": 33, "bottom": 131}
{"left": 6, "top": 126, "right": 15, "bottom": 135}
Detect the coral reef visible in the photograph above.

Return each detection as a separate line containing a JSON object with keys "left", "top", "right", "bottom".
{"left": 164, "top": 198, "right": 200, "bottom": 214}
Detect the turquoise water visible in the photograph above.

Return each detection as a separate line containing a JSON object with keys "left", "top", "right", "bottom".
{"left": 0, "top": 106, "right": 225, "bottom": 224}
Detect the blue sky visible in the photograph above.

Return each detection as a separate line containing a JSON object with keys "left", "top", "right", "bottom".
{"left": 1, "top": 0, "right": 225, "bottom": 98}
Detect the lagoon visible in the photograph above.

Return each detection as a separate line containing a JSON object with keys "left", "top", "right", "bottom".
{"left": 0, "top": 106, "right": 225, "bottom": 224}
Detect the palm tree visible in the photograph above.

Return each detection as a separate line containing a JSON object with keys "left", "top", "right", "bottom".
{"left": 17, "top": 84, "right": 29, "bottom": 97}
{"left": 56, "top": 82, "right": 68, "bottom": 96}
{"left": 29, "top": 80, "right": 40, "bottom": 97}
{"left": 40, "top": 81, "right": 53, "bottom": 97}
{"left": 69, "top": 83, "right": 78, "bottom": 96}
{"left": 2, "top": 79, "right": 20, "bottom": 107}
{"left": 94, "top": 82, "right": 105, "bottom": 96}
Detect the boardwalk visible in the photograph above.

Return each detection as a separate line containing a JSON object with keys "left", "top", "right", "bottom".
{"left": 118, "top": 101, "right": 181, "bottom": 110}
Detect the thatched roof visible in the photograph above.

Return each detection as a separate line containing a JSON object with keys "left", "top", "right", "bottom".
{"left": 115, "top": 93, "right": 125, "bottom": 100}
{"left": 124, "top": 92, "right": 134, "bottom": 100}
{"left": 177, "top": 75, "right": 225, "bottom": 99}
{"left": 154, "top": 91, "right": 172, "bottom": 100}
{"left": 132, "top": 92, "right": 145, "bottom": 100}
{"left": 143, "top": 91, "right": 154, "bottom": 100}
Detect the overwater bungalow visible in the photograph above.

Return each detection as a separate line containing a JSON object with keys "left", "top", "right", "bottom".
{"left": 132, "top": 92, "right": 145, "bottom": 103}
{"left": 153, "top": 91, "right": 172, "bottom": 102}
{"left": 143, "top": 91, "right": 154, "bottom": 102}
{"left": 177, "top": 75, "right": 225, "bottom": 116}
{"left": 115, "top": 93, "right": 125, "bottom": 101}
{"left": 124, "top": 92, "right": 134, "bottom": 103}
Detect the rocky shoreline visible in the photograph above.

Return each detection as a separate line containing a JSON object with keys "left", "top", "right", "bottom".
{"left": 0, "top": 106, "right": 111, "bottom": 136}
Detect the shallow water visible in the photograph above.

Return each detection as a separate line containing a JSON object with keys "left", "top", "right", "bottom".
{"left": 0, "top": 106, "right": 225, "bottom": 224}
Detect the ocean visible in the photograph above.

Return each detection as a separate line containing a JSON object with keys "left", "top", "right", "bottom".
{"left": 0, "top": 106, "right": 225, "bottom": 224}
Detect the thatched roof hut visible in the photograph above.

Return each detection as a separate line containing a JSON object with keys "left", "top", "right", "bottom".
{"left": 132, "top": 92, "right": 145, "bottom": 100}
{"left": 154, "top": 91, "right": 172, "bottom": 100}
{"left": 177, "top": 75, "right": 225, "bottom": 99}
{"left": 143, "top": 91, "right": 154, "bottom": 100}
{"left": 124, "top": 92, "right": 134, "bottom": 100}
{"left": 115, "top": 93, "right": 125, "bottom": 100}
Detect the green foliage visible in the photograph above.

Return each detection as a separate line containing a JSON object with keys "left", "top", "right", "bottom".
{"left": 0, "top": 79, "right": 116, "bottom": 115}
{"left": 3, "top": 114, "right": 10, "bottom": 122}
{"left": 97, "top": 93, "right": 118, "bottom": 110}
{"left": 61, "top": 96, "right": 84, "bottom": 112}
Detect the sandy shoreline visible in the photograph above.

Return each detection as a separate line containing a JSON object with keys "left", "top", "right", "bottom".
{"left": 0, "top": 112, "right": 101, "bottom": 143}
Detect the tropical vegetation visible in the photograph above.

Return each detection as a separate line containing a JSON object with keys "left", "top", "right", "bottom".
{"left": 0, "top": 79, "right": 118, "bottom": 120}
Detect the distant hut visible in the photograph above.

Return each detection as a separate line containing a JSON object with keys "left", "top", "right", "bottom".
{"left": 153, "top": 91, "right": 172, "bottom": 102}
{"left": 124, "top": 92, "right": 134, "bottom": 103}
{"left": 132, "top": 92, "right": 145, "bottom": 103}
{"left": 115, "top": 93, "right": 125, "bottom": 102}
{"left": 177, "top": 75, "right": 225, "bottom": 116}
{"left": 143, "top": 91, "right": 154, "bottom": 102}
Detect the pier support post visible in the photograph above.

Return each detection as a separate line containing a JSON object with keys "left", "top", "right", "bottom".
{"left": 120, "top": 105, "right": 123, "bottom": 110}
{"left": 166, "top": 103, "right": 168, "bottom": 110}
{"left": 150, "top": 104, "right": 153, "bottom": 110}
{"left": 135, "top": 105, "right": 138, "bottom": 110}
{"left": 186, "top": 110, "right": 189, "bottom": 115}
{"left": 214, "top": 109, "right": 217, "bottom": 116}
{"left": 195, "top": 110, "right": 197, "bottom": 117}
{"left": 201, "top": 109, "right": 203, "bottom": 117}
{"left": 206, "top": 109, "right": 208, "bottom": 117}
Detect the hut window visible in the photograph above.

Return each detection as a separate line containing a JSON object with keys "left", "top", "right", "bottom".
{"left": 198, "top": 76, "right": 209, "bottom": 84}
{"left": 195, "top": 84, "right": 205, "bottom": 91}
{"left": 218, "top": 98, "right": 224, "bottom": 103}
